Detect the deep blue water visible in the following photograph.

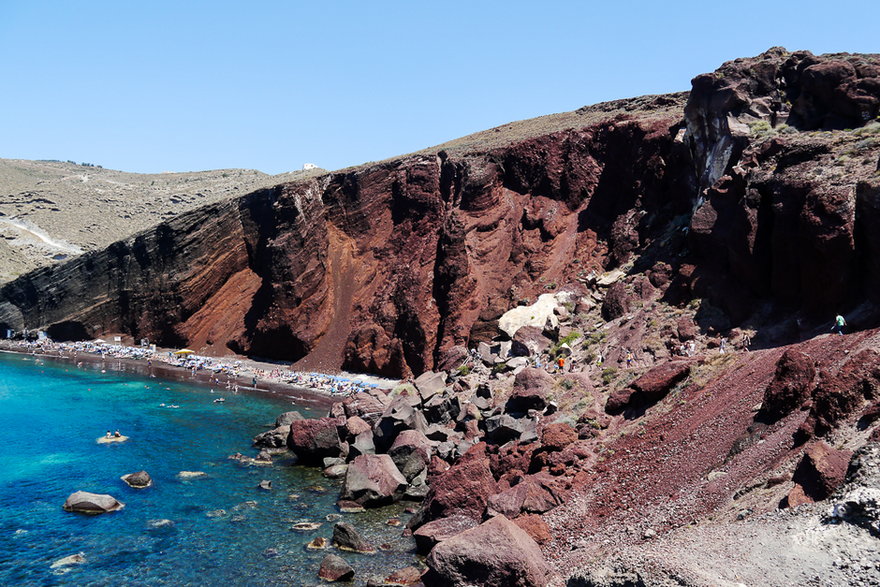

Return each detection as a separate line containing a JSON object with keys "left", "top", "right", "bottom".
{"left": 0, "top": 352, "right": 416, "bottom": 586}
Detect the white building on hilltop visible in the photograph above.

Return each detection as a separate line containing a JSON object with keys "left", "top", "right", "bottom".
{"left": 302, "top": 163, "right": 318, "bottom": 170}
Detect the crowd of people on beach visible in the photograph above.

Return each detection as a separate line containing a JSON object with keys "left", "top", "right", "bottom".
{"left": 1, "top": 339, "right": 381, "bottom": 396}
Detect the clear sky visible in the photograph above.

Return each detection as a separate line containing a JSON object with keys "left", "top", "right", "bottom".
{"left": 1, "top": 1, "right": 876, "bottom": 175}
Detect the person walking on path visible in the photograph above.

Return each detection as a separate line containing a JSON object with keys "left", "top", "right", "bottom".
{"left": 625, "top": 350, "right": 634, "bottom": 368}
{"left": 833, "top": 314, "right": 847, "bottom": 336}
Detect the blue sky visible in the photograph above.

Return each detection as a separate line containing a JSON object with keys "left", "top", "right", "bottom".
{"left": 1, "top": 1, "right": 876, "bottom": 174}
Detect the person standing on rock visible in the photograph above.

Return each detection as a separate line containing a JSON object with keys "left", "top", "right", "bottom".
{"left": 832, "top": 314, "right": 847, "bottom": 336}
{"left": 625, "top": 350, "right": 634, "bottom": 368}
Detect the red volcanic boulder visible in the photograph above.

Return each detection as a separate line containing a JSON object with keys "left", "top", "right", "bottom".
{"left": 417, "top": 443, "right": 498, "bottom": 525}
{"left": 388, "top": 429, "right": 433, "bottom": 482}
{"left": 486, "top": 476, "right": 560, "bottom": 517}
{"left": 807, "top": 349, "right": 880, "bottom": 436}
{"left": 412, "top": 515, "right": 479, "bottom": 555}
{"left": 606, "top": 361, "right": 690, "bottom": 414}
{"left": 648, "top": 261, "right": 673, "bottom": 288}
{"left": 540, "top": 422, "right": 577, "bottom": 451}
{"left": 506, "top": 368, "right": 554, "bottom": 414}
{"left": 786, "top": 440, "right": 852, "bottom": 507}
{"left": 491, "top": 442, "right": 538, "bottom": 480}
{"left": 631, "top": 361, "right": 691, "bottom": 398}
{"left": 423, "top": 515, "right": 553, "bottom": 587}
{"left": 318, "top": 554, "right": 354, "bottom": 582}
{"left": 676, "top": 316, "right": 697, "bottom": 341}
{"left": 342, "top": 415, "right": 372, "bottom": 438}
{"left": 340, "top": 454, "right": 407, "bottom": 507}
{"left": 342, "top": 389, "right": 391, "bottom": 428}
{"left": 383, "top": 566, "right": 424, "bottom": 586}
{"left": 288, "top": 417, "right": 343, "bottom": 465}
{"left": 601, "top": 281, "right": 630, "bottom": 321}
{"left": 759, "top": 349, "right": 817, "bottom": 422}
{"left": 514, "top": 514, "right": 552, "bottom": 545}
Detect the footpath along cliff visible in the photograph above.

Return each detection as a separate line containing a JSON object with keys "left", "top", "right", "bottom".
{"left": 2, "top": 48, "right": 880, "bottom": 585}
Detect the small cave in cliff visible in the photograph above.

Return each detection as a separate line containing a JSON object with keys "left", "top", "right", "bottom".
{"left": 229, "top": 325, "right": 309, "bottom": 363}
{"left": 46, "top": 321, "right": 91, "bottom": 342}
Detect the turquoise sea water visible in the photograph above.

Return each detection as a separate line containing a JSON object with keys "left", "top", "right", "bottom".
{"left": 0, "top": 352, "right": 417, "bottom": 586}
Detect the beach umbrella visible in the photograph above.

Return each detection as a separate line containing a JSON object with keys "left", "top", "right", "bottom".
{"left": 174, "top": 349, "right": 195, "bottom": 355}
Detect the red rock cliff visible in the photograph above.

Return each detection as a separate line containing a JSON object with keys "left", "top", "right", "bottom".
{"left": 2, "top": 48, "right": 879, "bottom": 376}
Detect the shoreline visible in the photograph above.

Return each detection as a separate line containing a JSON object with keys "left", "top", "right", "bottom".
{"left": 0, "top": 340, "right": 398, "bottom": 410}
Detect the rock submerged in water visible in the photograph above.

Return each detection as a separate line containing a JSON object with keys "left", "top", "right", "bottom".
{"left": 62, "top": 491, "right": 124, "bottom": 514}
{"left": 318, "top": 553, "right": 355, "bottom": 582}
{"left": 177, "top": 471, "right": 206, "bottom": 480}
{"left": 332, "top": 522, "right": 375, "bottom": 554}
{"left": 50, "top": 552, "right": 86, "bottom": 569}
{"left": 120, "top": 470, "right": 152, "bottom": 488}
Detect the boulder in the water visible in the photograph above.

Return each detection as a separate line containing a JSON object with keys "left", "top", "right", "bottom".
{"left": 257, "top": 480, "right": 272, "bottom": 491}
{"left": 332, "top": 522, "right": 375, "bottom": 554}
{"left": 96, "top": 435, "right": 129, "bottom": 444}
{"left": 50, "top": 552, "right": 86, "bottom": 569}
{"left": 62, "top": 491, "right": 124, "bottom": 514}
{"left": 306, "top": 536, "right": 329, "bottom": 550}
{"left": 318, "top": 554, "right": 355, "bottom": 582}
{"left": 176, "top": 471, "right": 206, "bottom": 479}
{"left": 120, "top": 471, "right": 152, "bottom": 489}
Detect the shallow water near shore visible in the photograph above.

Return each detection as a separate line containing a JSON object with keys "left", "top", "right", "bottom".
{"left": 0, "top": 352, "right": 417, "bottom": 585}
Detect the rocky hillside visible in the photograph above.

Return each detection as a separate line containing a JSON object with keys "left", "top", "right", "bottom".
{"left": 2, "top": 48, "right": 880, "bottom": 585}
{"left": 0, "top": 159, "right": 322, "bottom": 282}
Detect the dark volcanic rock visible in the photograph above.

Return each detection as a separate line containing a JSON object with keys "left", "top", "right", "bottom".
{"left": 288, "top": 417, "right": 343, "bottom": 465}
{"left": 253, "top": 425, "right": 289, "bottom": 449}
{"left": 121, "top": 470, "right": 152, "bottom": 489}
{"left": 388, "top": 429, "right": 433, "bottom": 482}
{"left": 759, "top": 349, "right": 817, "bottom": 422}
{"left": 786, "top": 440, "right": 852, "bottom": 507}
{"left": 423, "top": 515, "right": 552, "bottom": 587}
{"left": 805, "top": 349, "right": 880, "bottom": 437}
{"left": 506, "top": 368, "right": 554, "bottom": 414}
{"left": 332, "top": 522, "right": 375, "bottom": 554}
{"left": 373, "top": 398, "right": 429, "bottom": 453}
{"left": 601, "top": 281, "right": 630, "bottom": 321}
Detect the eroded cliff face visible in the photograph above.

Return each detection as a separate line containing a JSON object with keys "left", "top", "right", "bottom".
{"left": 684, "top": 48, "right": 880, "bottom": 321}
{"left": 1, "top": 48, "right": 878, "bottom": 376}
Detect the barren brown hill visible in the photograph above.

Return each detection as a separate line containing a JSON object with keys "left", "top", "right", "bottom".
{"left": 0, "top": 159, "right": 323, "bottom": 282}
